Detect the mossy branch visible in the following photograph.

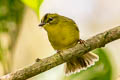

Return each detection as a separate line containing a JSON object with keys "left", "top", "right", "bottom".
{"left": 0, "top": 26, "right": 120, "bottom": 80}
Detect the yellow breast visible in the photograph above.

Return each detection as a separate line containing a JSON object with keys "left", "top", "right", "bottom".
{"left": 46, "top": 23, "right": 79, "bottom": 50}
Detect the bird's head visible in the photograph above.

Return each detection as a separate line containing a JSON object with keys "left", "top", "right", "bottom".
{"left": 39, "top": 13, "right": 60, "bottom": 28}
{"left": 39, "top": 13, "right": 76, "bottom": 32}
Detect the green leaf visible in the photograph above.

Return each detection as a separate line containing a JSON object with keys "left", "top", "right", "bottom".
{"left": 21, "top": 0, "right": 44, "bottom": 18}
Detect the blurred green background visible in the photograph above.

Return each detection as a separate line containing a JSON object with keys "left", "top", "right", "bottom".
{"left": 0, "top": 0, "right": 120, "bottom": 80}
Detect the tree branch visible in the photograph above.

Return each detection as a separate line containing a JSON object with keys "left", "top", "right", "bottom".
{"left": 0, "top": 26, "right": 120, "bottom": 80}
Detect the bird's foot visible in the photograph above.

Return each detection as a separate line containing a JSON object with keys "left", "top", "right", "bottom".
{"left": 56, "top": 50, "right": 64, "bottom": 60}
{"left": 57, "top": 50, "right": 61, "bottom": 53}
{"left": 78, "top": 39, "right": 85, "bottom": 44}
{"left": 35, "top": 58, "right": 41, "bottom": 62}
{"left": 78, "top": 39, "right": 86, "bottom": 46}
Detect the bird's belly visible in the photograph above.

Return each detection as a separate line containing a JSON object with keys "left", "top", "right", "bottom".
{"left": 48, "top": 32, "right": 79, "bottom": 50}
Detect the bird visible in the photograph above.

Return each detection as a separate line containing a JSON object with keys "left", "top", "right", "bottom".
{"left": 39, "top": 13, "right": 99, "bottom": 75}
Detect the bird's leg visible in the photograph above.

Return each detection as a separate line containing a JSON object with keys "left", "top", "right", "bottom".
{"left": 35, "top": 58, "right": 41, "bottom": 62}
{"left": 78, "top": 39, "right": 85, "bottom": 44}
{"left": 57, "top": 50, "right": 65, "bottom": 61}
{"left": 57, "top": 50, "right": 61, "bottom": 53}
{"left": 78, "top": 39, "right": 86, "bottom": 46}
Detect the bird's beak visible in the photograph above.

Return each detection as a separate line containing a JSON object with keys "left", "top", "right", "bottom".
{"left": 39, "top": 22, "right": 46, "bottom": 27}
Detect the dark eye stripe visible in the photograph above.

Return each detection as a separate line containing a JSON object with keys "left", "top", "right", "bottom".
{"left": 43, "top": 13, "right": 49, "bottom": 22}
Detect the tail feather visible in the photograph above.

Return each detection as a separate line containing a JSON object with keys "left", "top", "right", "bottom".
{"left": 65, "top": 52, "right": 99, "bottom": 76}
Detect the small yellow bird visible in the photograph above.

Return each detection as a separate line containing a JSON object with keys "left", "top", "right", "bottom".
{"left": 39, "top": 13, "right": 99, "bottom": 75}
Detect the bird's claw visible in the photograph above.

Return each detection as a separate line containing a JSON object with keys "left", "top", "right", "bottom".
{"left": 78, "top": 39, "right": 85, "bottom": 44}
{"left": 78, "top": 39, "right": 86, "bottom": 46}
{"left": 35, "top": 58, "right": 41, "bottom": 62}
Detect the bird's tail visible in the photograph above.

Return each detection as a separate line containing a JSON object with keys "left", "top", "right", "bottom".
{"left": 65, "top": 52, "right": 99, "bottom": 76}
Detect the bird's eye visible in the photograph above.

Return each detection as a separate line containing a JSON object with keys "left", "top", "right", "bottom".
{"left": 48, "top": 17, "right": 53, "bottom": 22}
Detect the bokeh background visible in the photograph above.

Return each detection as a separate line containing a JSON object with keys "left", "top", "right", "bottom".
{"left": 0, "top": 0, "right": 120, "bottom": 80}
